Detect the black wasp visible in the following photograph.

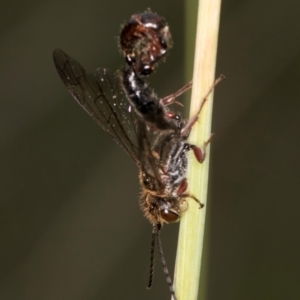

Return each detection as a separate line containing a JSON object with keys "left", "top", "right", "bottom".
{"left": 53, "top": 11, "right": 222, "bottom": 300}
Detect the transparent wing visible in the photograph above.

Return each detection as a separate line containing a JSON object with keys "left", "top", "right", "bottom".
{"left": 53, "top": 49, "right": 139, "bottom": 164}
{"left": 136, "top": 119, "right": 164, "bottom": 189}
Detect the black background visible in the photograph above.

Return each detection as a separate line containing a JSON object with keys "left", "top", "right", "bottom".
{"left": 1, "top": 0, "right": 300, "bottom": 299}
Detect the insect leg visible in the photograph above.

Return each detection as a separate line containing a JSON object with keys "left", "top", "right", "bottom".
{"left": 186, "top": 133, "right": 215, "bottom": 163}
{"left": 180, "top": 193, "right": 204, "bottom": 208}
{"left": 159, "top": 81, "right": 193, "bottom": 126}
{"left": 160, "top": 81, "right": 192, "bottom": 106}
{"left": 180, "top": 75, "right": 225, "bottom": 137}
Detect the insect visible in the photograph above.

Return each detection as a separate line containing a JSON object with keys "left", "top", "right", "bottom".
{"left": 53, "top": 11, "right": 223, "bottom": 300}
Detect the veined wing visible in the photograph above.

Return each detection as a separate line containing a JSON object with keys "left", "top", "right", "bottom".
{"left": 136, "top": 119, "right": 164, "bottom": 190}
{"left": 53, "top": 49, "right": 139, "bottom": 164}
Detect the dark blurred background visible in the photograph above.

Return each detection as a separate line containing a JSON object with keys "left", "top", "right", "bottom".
{"left": 1, "top": 0, "right": 300, "bottom": 299}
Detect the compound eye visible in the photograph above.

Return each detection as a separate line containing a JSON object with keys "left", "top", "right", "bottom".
{"left": 160, "top": 209, "right": 179, "bottom": 223}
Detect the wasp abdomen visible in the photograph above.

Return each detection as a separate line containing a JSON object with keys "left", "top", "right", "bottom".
{"left": 120, "top": 11, "right": 172, "bottom": 76}
{"left": 121, "top": 65, "right": 180, "bottom": 130}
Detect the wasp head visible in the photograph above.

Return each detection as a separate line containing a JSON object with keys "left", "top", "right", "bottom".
{"left": 140, "top": 191, "right": 187, "bottom": 225}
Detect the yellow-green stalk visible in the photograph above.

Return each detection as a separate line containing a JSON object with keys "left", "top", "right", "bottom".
{"left": 174, "top": 0, "right": 222, "bottom": 299}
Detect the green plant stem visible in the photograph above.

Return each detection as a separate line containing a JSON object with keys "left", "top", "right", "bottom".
{"left": 173, "top": 0, "right": 222, "bottom": 299}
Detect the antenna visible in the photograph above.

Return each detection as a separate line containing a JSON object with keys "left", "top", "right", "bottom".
{"left": 147, "top": 225, "right": 157, "bottom": 289}
{"left": 147, "top": 224, "right": 177, "bottom": 300}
